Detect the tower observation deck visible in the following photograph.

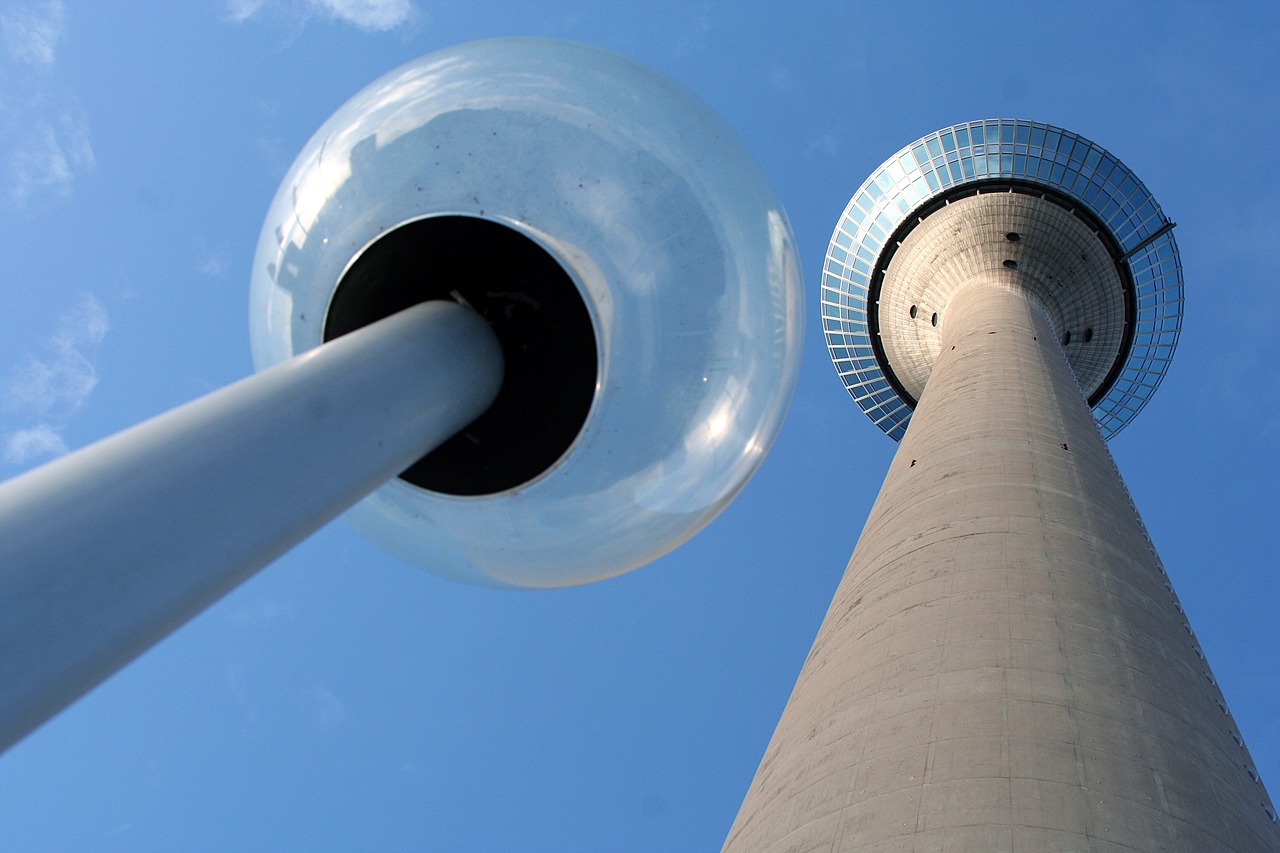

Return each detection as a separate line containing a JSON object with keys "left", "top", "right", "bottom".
{"left": 722, "top": 120, "right": 1280, "bottom": 851}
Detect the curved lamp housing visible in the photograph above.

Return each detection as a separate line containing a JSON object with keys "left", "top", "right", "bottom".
{"left": 250, "top": 38, "right": 804, "bottom": 587}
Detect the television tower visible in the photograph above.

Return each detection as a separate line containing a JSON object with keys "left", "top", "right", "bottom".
{"left": 723, "top": 120, "right": 1280, "bottom": 851}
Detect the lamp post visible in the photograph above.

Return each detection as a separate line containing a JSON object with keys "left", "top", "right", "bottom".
{"left": 0, "top": 38, "right": 803, "bottom": 754}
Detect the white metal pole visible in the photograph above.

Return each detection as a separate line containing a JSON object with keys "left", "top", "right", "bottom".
{"left": 0, "top": 301, "right": 503, "bottom": 752}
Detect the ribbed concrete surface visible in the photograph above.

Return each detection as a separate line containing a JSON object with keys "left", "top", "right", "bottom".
{"left": 723, "top": 281, "right": 1280, "bottom": 852}
{"left": 878, "top": 193, "right": 1126, "bottom": 404}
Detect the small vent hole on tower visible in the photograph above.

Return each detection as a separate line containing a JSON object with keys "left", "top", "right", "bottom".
{"left": 931, "top": 312, "right": 938, "bottom": 327}
{"left": 1246, "top": 766, "right": 1260, "bottom": 783}
{"left": 1084, "top": 327, "right": 1094, "bottom": 343}
{"left": 1005, "top": 232, "right": 1020, "bottom": 242}
{"left": 909, "top": 304, "right": 918, "bottom": 319}
{"left": 1263, "top": 804, "right": 1277, "bottom": 823}
{"left": 1003, "top": 259, "right": 1018, "bottom": 269}
{"left": 1232, "top": 732, "right": 1244, "bottom": 748}
{"left": 1063, "top": 330, "right": 1072, "bottom": 345}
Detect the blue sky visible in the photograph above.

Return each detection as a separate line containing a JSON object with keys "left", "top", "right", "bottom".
{"left": 0, "top": 1, "right": 1277, "bottom": 850}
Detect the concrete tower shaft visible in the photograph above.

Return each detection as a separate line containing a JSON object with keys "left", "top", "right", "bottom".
{"left": 723, "top": 279, "right": 1280, "bottom": 851}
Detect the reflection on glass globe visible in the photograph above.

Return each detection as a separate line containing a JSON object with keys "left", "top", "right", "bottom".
{"left": 249, "top": 38, "right": 803, "bottom": 587}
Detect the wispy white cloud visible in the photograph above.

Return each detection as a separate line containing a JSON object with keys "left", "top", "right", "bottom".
{"left": 199, "top": 249, "right": 230, "bottom": 278}
{"left": 7, "top": 112, "right": 94, "bottom": 206}
{"left": 1, "top": 2, "right": 93, "bottom": 208}
{"left": 1, "top": 0, "right": 63, "bottom": 65}
{"left": 305, "top": 684, "right": 347, "bottom": 731}
{"left": 2, "top": 293, "right": 109, "bottom": 465}
{"left": 227, "top": 0, "right": 416, "bottom": 33}
{"left": 226, "top": 0, "right": 268, "bottom": 24}
{"left": 312, "top": 0, "right": 412, "bottom": 31}
{"left": 3, "top": 424, "right": 67, "bottom": 464}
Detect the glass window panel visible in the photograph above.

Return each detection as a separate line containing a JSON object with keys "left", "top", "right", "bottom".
{"left": 1030, "top": 126, "right": 1045, "bottom": 148}
{"left": 974, "top": 154, "right": 988, "bottom": 175}
{"left": 911, "top": 143, "right": 928, "bottom": 164}
{"left": 962, "top": 157, "right": 976, "bottom": 178}
{"left": 1045, "top": 129, "right": 1061, "bottom": 151}
{"left": 925, "top": 137, "right": 943, "bottom": 158}
{"left": 1000, "top": 153, "right": 1013, "bottom": 172}
{"left": 856, "top": 191, "right": 874, "bottom": 212}
{"left": 898, "top": 152, "right": 916, "bottom": 174}
{"left": 1001, "top": 123, "right": 1015, "bottom": 143}
{"left": 955, "top": 126, "right": 970, "bottom": 148}
{"left": 985, "top": 121, "right": 1000, "bottom": 142}
{"left": 913, "top": 176, "right": 929, "bottom": 197}
{"left": 1014, "top": 154, "right": 1027, "bottom": 174}
{"left": 1051, "top": 162, "right": 1066, "bottom": 184}
{"left": 1084, "top": 146, "right": 1103, "bottom": 171}
{"left": 941, "top": 130, "right": 956, "bottom": 152}
{"left": 1070, "top": 139, "right": 1089, "bottom": 163}
{"left": 949, "top": 161, "right": 964, "bottom": 182}
{"left": 876, "top": 170, "right": 894, "bottom": 191}
{"left": 1015, "top": 123, "right": 1030, "bottom": 144}
{"left": 924, "top": 170, "right": 941, "bottom": 191}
